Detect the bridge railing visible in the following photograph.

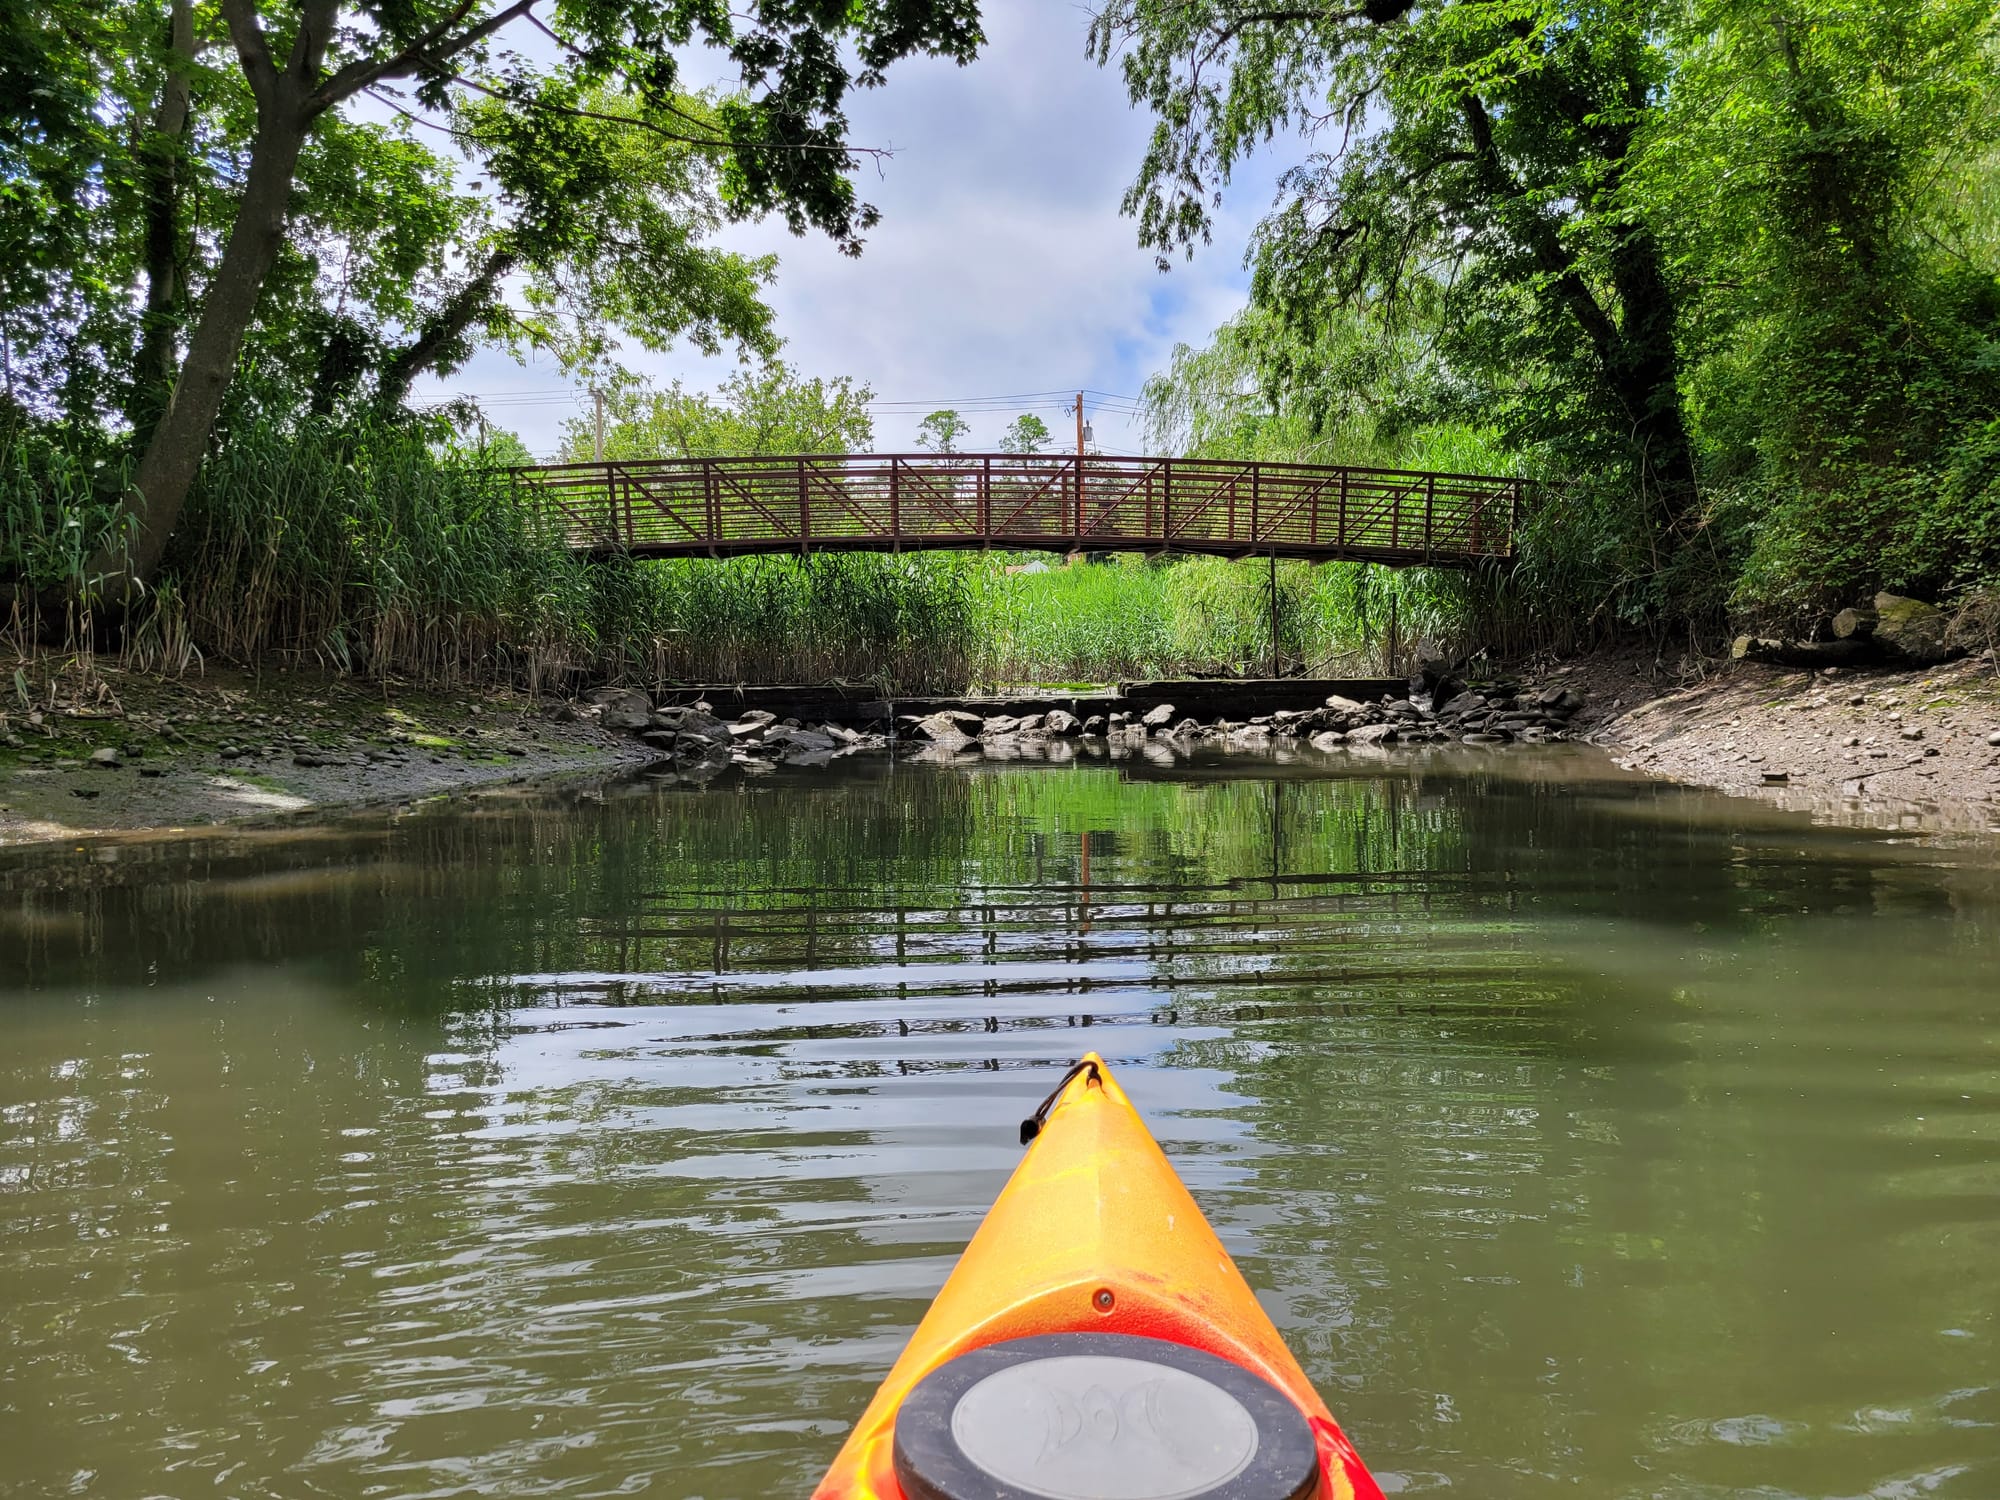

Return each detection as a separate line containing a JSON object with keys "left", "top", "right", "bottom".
{"left": 514, "top": 453, "right": 1521, "bottom": 564}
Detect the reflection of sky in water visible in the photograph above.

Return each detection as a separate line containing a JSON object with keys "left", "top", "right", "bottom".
{"left": 2, "top": 757, "right": 1998, "bottom": 1498}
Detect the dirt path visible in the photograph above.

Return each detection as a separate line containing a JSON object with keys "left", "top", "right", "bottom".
{"left": 0, "top": 666, "right": 652, "bottom": 846}
{"left": 1545, "top": 648, "right": 2000, "bottom": 834}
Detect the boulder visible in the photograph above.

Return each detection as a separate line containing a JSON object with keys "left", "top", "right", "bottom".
{"left": 912, "top": 713, "right": 974, "bottom": 752}
{"left": 88, "top": 747, "right": 121, "bottom": 768}
{"left": 1439, "top": 691, "right": 1486, "bottom": 719}
{"left": 596, "top": 690, "right": 654, "bottom": 731}
{"left": 981, "top": 714, "right": 1021, "bottom": 736}
{"left": 648, "top": 706, "right": 732, "bottom": 745}
{"left": 1309, "top": 730, "right": 1348, "bottom": 751}
{"left": 729, "top": 710, "right": 777, "bottom": 738}
{"left": 1323, "top": 694, "right": 1367, "bottom": 714}
{"left": 1349, "top": 723, "right": 1398, "bottom": 746}
{"left": 1141, "top": 703, "right": 1177, "bottom": 728}
{"left": 766, "top": 725, "right": 838, "bottom": 753}
{"left": 1873, "top": 592, "right": 1955, "bottom": 664}
{"left": 1409, "top": 661, "right": 1465, "bottom": 711}
{"left": 1014, "top": 713, "right": 1048, "bottom": 734}
{"left": 1832, "top": 606, "right": 1877, "bottom": 640}
{"left": 1080, "top": 715, "right": 1108, "bottom": 735}
{"left": 1044, "top": 709, "right": 1082, "bottom": 736}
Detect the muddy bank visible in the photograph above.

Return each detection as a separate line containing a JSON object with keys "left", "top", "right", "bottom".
{"left": 0, "top": 667, "right": 651, "bottom": 846}
{"left": 1562, "top": 648, "right": 2000, "bottom": 834}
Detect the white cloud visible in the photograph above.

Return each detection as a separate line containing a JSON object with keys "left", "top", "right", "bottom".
{"left": 413, "top": 1, "right": 1291, "bottom": 458}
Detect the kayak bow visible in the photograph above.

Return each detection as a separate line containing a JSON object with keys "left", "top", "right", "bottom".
{"left": 813, "top": 1054, "right": 1384, "bottom": 1500}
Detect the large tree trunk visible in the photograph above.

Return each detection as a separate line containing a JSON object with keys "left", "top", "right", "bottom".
{"left": 373, "top": 247, "right": 518, "bottom": 413}
{"left": 125, "top": 0, "right": 196, "bottom": 439}
{"left": 97, "top": 114, "right": 308, "bottom": 592}
{"left": 89, "top": 0, "right": 335, "bottom": 598}
{"left": 1605, "top": 222, "right": 1700, "bottom": 538}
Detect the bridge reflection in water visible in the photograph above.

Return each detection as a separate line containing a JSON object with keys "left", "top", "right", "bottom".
{"left": 516, "top": 453, "right": 1522, "bottom": 565}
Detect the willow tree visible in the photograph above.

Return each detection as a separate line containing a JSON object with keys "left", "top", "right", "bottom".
{"left": 1090, "top": 0, "right": 1697, "bottom": 543}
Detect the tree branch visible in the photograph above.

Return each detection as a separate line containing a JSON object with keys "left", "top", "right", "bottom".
{"left": 1458, "top": 90, "right": 1622, "bottom": 362}
{"left": 308, "top": 0, "right": 535, "bottom": 117}
{"left": 450, "top": 74, "right": 892, "bottom": 156}
{"left": 218, "top": 0, "right": 278, "bottom": 112}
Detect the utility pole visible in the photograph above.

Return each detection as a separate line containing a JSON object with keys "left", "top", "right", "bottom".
{"left": 593, "top": 389, "right": 606, "bottom": 463}
{"left": 1073, "top": 392, "right": 1085, "bottom": 541}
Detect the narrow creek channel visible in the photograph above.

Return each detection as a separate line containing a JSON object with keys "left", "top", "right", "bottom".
{"left": 3, "top": 747, "right": 1998, "bottom": 1499}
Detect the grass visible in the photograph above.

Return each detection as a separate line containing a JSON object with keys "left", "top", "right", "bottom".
{"left": 6, "top": 408, "right": 1523, "bottom": 694}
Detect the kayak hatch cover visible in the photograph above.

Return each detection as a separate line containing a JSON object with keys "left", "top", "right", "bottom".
{"left": 812, "top": 1053, "right": 1385, "bottom": 1500}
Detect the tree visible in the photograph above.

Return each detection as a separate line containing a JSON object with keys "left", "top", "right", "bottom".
{"left": 1637, "top": 0, "right": 2000, "bottom": 614}
{"left": 83, "top": 0, "right": 984, "bottom": 593}
{"left": 998, "top": 413, "right": 1052, "bottom": 454}
{"left": 1090, "top": 0, "right": 1699, "bottom": 547}
{"left": 558, "top": 365, "right": 875, "bottom": 461}
{"left": 372, "top": 83, "right": 781, "bottom": 412}
{"left": 915, "top": 409, "right": 971, "bottom": 454}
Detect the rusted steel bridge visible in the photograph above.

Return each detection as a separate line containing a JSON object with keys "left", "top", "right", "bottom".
{"left": 516, "top": 453, "right": 1521, "bottom": 565}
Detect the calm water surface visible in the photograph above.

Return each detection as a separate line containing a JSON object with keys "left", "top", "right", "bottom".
{"left": 3, "top": 749, "right": 1998, "bottom": 1499}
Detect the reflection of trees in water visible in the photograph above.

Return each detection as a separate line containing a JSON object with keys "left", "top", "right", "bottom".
{"left": 6, "top": 760, "right": 1998, "bottom": 997}
{"left": 1180, "top": 905, "right": 2000, "bottom": 1496}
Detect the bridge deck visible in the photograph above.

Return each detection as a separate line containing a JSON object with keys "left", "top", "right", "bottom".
{"left": 516, "top": 453, "right": 1520, "bottom": 565}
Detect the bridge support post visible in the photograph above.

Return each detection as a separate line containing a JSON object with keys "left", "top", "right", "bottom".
{"left": 1267, "top": 551, "right": 1279, "bottom": 679}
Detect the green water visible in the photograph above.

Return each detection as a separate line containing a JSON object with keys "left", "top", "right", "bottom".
{"left": 3, "top": 749, "right": 1998, "bottom": 1499}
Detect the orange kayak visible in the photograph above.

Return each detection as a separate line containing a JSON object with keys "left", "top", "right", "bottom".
{"left": 814, "top": 1053, "right": 1385, "bottom": 1500}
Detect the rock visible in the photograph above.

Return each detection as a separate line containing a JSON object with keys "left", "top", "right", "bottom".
{"left": 596, "top": 690, "right": 653, "bottom": 731}
{"left": 1409, "top": 661, "right": 1465, "bottom": 711}
{"left": 981, "top": 714, "right": 1021, "bottom": 736}
{"left": 1349, "top": 723, "right": 1398, "bottom": 745}
{"left": 1989, "top": 731, "right": 2000, "bottom": 747}
{"left": 70, "top": 786, "right": 98, "bottom": 799}
{"left": 88, "top": 747, "right": 121, "bottom": 768}
{"left": 219, "top": 745, "right": 243, "bottom": 760}
{"left": 1140, "top": 703, "right": 1176, "bottom": 728}
{"left": 1043, "top": 709, "right": 1081, "bottom": 736}
{"left": 1832, "top": 606, "right": 1877, "bottom": 639}
{"left": 912, "top": 713, "right": 974, "bottom": 752}
{"left": 1900, "top": 726, "right": 1925, "bottom": 741}
{"left": 766, "top": 726, "right": 838, "bottom": 753}
{"left": 1014, "top": 713, "right": 1048, "bottom": 734}
{"left": 1309, "top": 730, "right": 1348, "bottom": 751}
{"left": 1081, "top": 715, "right": 1108, "bottom": 736}
{"left": 1440, "top": 691, "right": 1486, "bottom": 719}
{"left": 1872, "top": 592, "right": 1956, "bottom": 664}
{"left": 729, "top": 711, "right": 777, "bottom": 737}
{"left": 293, "top": 751, "right": 326, "bottom": 768}
{"left": 1323, "top": 695, "right": 1367, "bottom": 714}
{"left": 1762, "top": 770, "right": 1790, "bottom": 784}
{"left": 1172, "top": 718, "right": 1203, "bottom": 737}
{"left": 648, "top": 707, "right": 733, "bottom": 746}
{"left": 139, "top": 767, "right": 164, "bottom": 779}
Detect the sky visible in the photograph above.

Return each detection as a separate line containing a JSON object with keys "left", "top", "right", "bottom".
{"left": 407, "top": 2, "right": 1293, "bottom": 459}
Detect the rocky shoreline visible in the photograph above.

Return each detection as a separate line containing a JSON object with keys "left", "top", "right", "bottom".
{"left": 590, "top": 670, "right": 1589, "bottom": 782}
{"left": 7, "top": 651, "right": 1997, "bottom": 847}
{"left": 1561, "top": 648, "right": 2000, "bottom": 834}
